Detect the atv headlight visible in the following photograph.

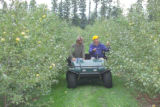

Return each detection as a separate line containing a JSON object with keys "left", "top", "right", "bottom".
{"left": 82, "top": 69, "right": 86, "bottom": 72}
{"left": 69, "top": 68, "right": 74, "bottom": 71}
{"left": 93, "top": 69, "right": 97, "bottom": 72}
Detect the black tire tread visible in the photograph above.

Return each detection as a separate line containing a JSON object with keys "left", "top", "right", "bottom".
{"left": 66, "top": 71, "right": 77, "bottom": 88}
{"left": 103, "top": 71, "right": 112, "bottom": 88}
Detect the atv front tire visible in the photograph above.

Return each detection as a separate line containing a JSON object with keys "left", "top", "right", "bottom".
{"left": 103, "top": 70, "right": 112, "bottom": 88}
{"left": 66, "top": 71, "right": 77, "bottom": 88}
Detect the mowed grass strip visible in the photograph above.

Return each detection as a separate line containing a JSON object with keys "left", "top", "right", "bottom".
{"left": 35, "top": 75, "right": 139, "bottom": 107}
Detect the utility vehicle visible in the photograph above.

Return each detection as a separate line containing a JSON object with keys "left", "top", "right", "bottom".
{"left": 66, "top": 56, "right": 112, "bottom": 88}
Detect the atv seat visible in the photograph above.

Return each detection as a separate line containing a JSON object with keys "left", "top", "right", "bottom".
{"left": 85, "top": 52, "right": 107, "bottom": 60}
{"left": 85, "top": 53, "right": 91, "bottom": 59}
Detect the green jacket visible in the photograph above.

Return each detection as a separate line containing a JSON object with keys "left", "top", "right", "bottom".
{"left": 70, "top": 43, "right": 85, "bottom": 59}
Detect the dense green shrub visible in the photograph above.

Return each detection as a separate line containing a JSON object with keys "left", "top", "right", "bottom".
{"left": 85, "top": 17, "right": 160, "bottom": 97}
{"left": 0, "top": 3, "right": 82, "bottom": 106}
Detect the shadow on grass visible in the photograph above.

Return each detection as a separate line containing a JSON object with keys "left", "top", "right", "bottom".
{"left": 77, "top": 78, "right": 104, "bottom": 86}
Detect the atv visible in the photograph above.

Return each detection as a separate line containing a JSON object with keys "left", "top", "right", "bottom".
{"left": 66, "top": 56, "right": 112, "bottom": 88}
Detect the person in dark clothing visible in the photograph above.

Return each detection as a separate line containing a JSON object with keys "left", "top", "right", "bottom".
{"left": 69, "top": 36, "right": 85, "bottom": 63}
{"left": 89, "top": 35, "right": 110, "bottom": 58}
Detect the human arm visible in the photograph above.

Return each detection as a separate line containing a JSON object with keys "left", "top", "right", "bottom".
{"left": 89, "top": 44, "right": 95, "bottom": 55}
{"left": 102, "top": 44, "right": 110, "bottom": 52}
{"left": 82, "top": 45, "right": 85, "bottom": 59}
{"left": 70, "top": 45, "right": 76, "bottom": 61}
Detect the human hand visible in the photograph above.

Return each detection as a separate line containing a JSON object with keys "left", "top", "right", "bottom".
{"left": 72, "top": 58, "right": 76, "bottom": 61}
{"left": 106, "top": 41, "right": 110, "bottom": 46}
{"left": 93, "top": 48, "right": 96, "bottom": 52}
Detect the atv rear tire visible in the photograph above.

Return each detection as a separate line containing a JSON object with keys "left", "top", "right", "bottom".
{"left": 103, "top": 70, "right": 112, "bottom": 88}
{"left": 66, "top": 71, "right": 77, "bottom": 88}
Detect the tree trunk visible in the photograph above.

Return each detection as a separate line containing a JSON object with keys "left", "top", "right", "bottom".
{"left": 4, "top": 94, "right": 7, "bottom": 107}
{"left": 88, "top": 0, "right": 91, "bottom": 23}
{"left": 95, "top": 2, "right": 98, "bottom": 18}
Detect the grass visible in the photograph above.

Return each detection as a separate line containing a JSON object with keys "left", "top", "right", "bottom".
{"left": 35, "top": 75, "right": 140, "bottom": 107}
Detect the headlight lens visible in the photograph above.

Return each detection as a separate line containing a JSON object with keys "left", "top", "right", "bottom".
{"left": 93, "top": 69, "right": 97, "bottom": 72}
{"left": 82, "top": 69, "right": 86, "bottom": 72}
